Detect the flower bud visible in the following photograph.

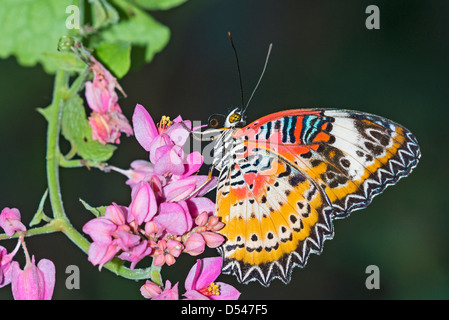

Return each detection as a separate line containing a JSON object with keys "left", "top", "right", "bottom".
{"left": 207, "top": 215, "right": 219, "bottom": 227}
{"left": 201, "top": 231, "right": 225, "bottom": 248}
{"left": 184, "top": 233, "right": 205, "bottom": 256}
{"left": 140, "top": 280, "right": 162, "bottom": 299}
{"left": 105, "top": 203, "right": 127, "bottom": 225}
{"left": 144, "top": 221, "right": 158, "bottom": 235}
{"left": 195, "top": 212, "right": 209, "bottom": 227}
{"left": 0, "top": 208, "right": 26, "bottom": 236}
{"left": 210, "top": 221, "right": 225, "bottom": 232}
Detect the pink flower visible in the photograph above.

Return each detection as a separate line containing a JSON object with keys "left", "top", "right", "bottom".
{"left": 132, "top": 104, "right": 159, "bottom": 151}
{"left": 82, "top": 106, "right": 223, "bottom": 274}
{"left": 82, "top": 217, "right": 117, "bottom": 245}
{"left": 183, "top": 210, "right": 225, "bottom": 255}
{"left": 117, "top": 240, "right": 152, "bottom": 270}
{"left": 183, "top": 257, "right": 240, "bottom": 300}
{"left": 128, "top": 182, "right": 157, "bottom": 225}
{"left": 152, "top": 239, "right": 183, "bottom": 267}
{"left": 85, "top": 56, "right": 119, "bottom": 113}
{"left": 88, "top": 104, "right": 133, "bottom": 146}
{"left": 83, "top": 205, "right": 126, "bottom": 269}
{"left": 186, "top": 197, "right": 216, "bottom": 220}
{"left": 104, "top": 203, "right": 127, "bottom": 225}
{"left": 87, "top": 242, "right": 120, "bottom": 269}
{"left": 183, "top": 233, "right": 206, "bottom": 256}
{"left": 85, "top": 56, "right": 132, "bottom": 145}
{"left": 201, "top": 232, "right": 225, "bottom": 249}
{"left": 132, "top": 104, "right": 213, "bottom": 184}
{"left": 10, "top": 257, "right": 55, "bottom": 300}
{"left": 141, "top": 280, "right": 179, "bottom": 300}
{"left": 152, "top": 281, "right": 179, "bottom": 300}
{"left": 153, "top": 201, "right": 192, "bottom": 236}
{"left": 118, "top": 160, "right": 157, "bottom": 188}
{"left": 0, "top": 207, "right": 26, "bottom": 236}
{"left": 0, "top": 243, "right": 20, "bottom": 288}
{"left": 140, "top": 279, "right": 162, "bottom": 299}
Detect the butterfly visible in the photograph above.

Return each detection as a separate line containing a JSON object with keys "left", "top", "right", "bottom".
{"left": 208, "top": 107, "right": 420, "bottom": 286}
{"left": 203, "top": 35, "right": 421, "bottom": 286}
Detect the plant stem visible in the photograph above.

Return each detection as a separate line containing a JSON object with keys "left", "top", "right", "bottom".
{"left": 46, "top": 70, "right": 69, "bottom": 220}
{"left": 0, "top": 221, "right": 60, "bottom": 240}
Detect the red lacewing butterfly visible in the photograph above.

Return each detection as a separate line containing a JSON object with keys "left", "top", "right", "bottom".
{"left": 205, "top": 34, "right": 421, "bottom": 286}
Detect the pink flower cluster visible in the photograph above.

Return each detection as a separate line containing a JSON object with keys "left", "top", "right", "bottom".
{"left": 83, "top": 105, "right": 223, "bottom": 271}
{"left": 0, "top": 208, "right": 55, "bottom": 300}
{"left": 85, "top": 56, "right": 133, "bottom": 145}
{"left": 140, "top": 257, "right": 240, "bottom": 300}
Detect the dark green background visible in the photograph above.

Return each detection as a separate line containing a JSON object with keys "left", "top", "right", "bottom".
{"left": 0, "top": 0, "right": 448, "bottom": 299}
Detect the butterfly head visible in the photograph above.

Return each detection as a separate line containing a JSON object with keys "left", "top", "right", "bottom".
{"left": 224, "top": 108, "right": 246, "bottom": 128}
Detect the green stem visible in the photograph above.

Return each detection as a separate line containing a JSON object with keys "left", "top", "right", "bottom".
{"left": 150, "top": 263, "right": 162, "bottom": 286}
{"left": 67, "top": 66, "right": 89, "bottom": 97}
{"left": 46, "top": 70, "right": 69, "bottom": 220}
{"left": 0, "top": 221, "right": 60, "bottom": 240}
{"left": 58, "top": 152, "right": 109, "bottom": 171}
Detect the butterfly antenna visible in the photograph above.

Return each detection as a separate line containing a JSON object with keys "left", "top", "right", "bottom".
{"left": 228, "top": 32, "right": 245, "bottom": 110}
{"left": 243, "top": 43, "right": 273, "bottom": 114}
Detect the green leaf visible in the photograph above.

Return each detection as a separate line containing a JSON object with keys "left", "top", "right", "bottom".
{"left": 29, "top": 189, "right": 51, "bottom": 227}
{"left": 37, "top": 105, "right": 53, "bottom": 122}
{"left": 80, "top": 198, "right": 107, "bottom": 218}
{"left": 62, "top": 94, "right": 116, "bottom": 162}
{"left": 90, "top": 0, "right": 120, "bottom": 29}
{"left": 95, "top": 41, "right": 131, "bottom": 78}
{"left": 41, "top": 52, "right": 86, "bottom": 72}
{"left": 130, "top": 0, "right": 188, "bottom": 10}
{"left": 0, "top": 0, "right": 73, "bottom": 73}
{"left": 99, "top": 0, "right": 170, "bottom": 65}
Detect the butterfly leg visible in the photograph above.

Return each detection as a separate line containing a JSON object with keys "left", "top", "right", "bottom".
{"left": 181, "top": 165, "right": 216, "bottom": 201}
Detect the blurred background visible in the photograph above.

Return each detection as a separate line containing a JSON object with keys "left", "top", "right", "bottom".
{"left": 0, "top": 0, "right": 448, "bottom": 299}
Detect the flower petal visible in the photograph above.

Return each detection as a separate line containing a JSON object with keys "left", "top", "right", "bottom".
{"left": 37, "top": 259, "right": 56, "bottom": 300}
{"left": 153, "top": 202, "right": 189, "bottom": 235}
{"left": 11, "top": 257, "right": 45, "bottom": 300}
{"left": 105, "top": 203, "right": 127, "bottom": 225}
{"left": 152, "top": 281, "right": 179, "bottom": 300}
{"left": 201, "top": 231, "right": 225, "bottom": 248}
{"left": 154, "top": 145, "right": 185, "bottom": 176}
{"left": 128, "top": 183, "right": 157, "bottom": 225}
{"left": 162, "top": 177, "right": 196, "bottom": 203}
{"left": 184, "top": 233, "right": 205, "bottom": 256}
{"left": 82, "top": 217, "right": 116, "bottom": 245}
{"left": 87, "top": 243, "right": 119, "bottom": 269}
{"left": 0, "top": 207, "right": 26, "bottom": 236}
{"left": 140, "top": 280, "right": 162, "bottom": 299}
{"left": 183, "top": 289, "right": 209, "bottom": 300}
{"left": 132, "top": 104, "right": 158, "bottom": 151}
{"left": 181, "top": 152, "right": 204, "bottom": 178}
{"left": 186, "top": 197, "right": 216, "bottom": 220}
{"left": 210, "top": 282, "right": 241, "bottom": 300}
{"left": 165, "top": 122, "right": 190, "bottom": 147}
{"left": 184, "top": 257, "right": 222, "bottom": 291}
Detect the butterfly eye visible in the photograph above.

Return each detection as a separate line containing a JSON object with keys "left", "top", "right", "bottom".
{"left": 229, "top": 113, "right": 242, "bottom": 123}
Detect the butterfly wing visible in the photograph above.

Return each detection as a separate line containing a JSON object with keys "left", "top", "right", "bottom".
{"left": 215, "top": 109, "right": 420, "bottom": 285}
